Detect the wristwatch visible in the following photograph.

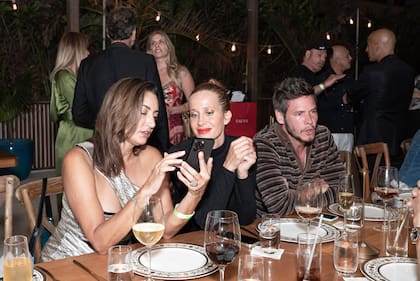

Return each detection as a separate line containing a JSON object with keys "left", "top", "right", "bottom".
{"left": 410, "top": 227, "right": 419, "bottom": 242}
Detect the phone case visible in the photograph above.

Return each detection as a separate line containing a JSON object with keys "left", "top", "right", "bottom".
{"left": 186, "top": 138, "right": 214, "bottom": 171}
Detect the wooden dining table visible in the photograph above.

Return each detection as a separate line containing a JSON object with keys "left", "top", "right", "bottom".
{"left": 0, "top": 150, "right": 18, "bottom": 169}
{"left": 36, "top": 217, "right": 416, "bottom": 281}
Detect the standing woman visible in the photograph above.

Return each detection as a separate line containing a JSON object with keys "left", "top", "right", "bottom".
{"left": 169, "top": 80, "right": 257, "bottom": 232}
{"left": 147, "top": 30, "right": 195, "bottom": 145}
{"left": 50, "top": 32, "right": 93, "bottom": 175}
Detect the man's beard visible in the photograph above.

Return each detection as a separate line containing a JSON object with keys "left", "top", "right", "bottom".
{"left": 285, "top": 121, "right": 314, "bottom": 145}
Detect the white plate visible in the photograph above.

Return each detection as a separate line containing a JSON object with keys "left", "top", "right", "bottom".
{"left": 256, "top": 218, "right": 339, "bottom": 243}
{"left": 133, "top": 243, "right": 218, "bottom": 280}
{"left": 361, "top": 256, "right": 418, "bottom": 281}
{"left": 328, "top": 203, "right": 398, "bottom": 221}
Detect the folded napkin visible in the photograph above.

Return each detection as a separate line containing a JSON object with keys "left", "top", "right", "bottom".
{"left": 251, "top": 246, "right": 284, "bottom": 260}
{"left": 343, "top": 277, "right": 369, "bottom": 281}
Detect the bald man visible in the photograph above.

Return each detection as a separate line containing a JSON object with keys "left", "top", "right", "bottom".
{"left": 356, "top": 28, "right": 415, "bottom": 167}
{"left": 317, "top": 45, "right": 360, "bottom": 152}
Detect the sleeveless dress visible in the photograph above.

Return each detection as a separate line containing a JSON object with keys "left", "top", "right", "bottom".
{"left": 50, "top": 69, "right": 93, "bottom": 175}
{"left": 163, "top": 82, "right": 185, "bottom": 145}
{"left": 41, "top": 142, "right": 139, "bottom": 261}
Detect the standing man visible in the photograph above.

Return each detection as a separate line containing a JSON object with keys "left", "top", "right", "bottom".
{"left": 254, "top": 78, "right": 345, "bottom": 216}
{"left": 317, "top": 45, "right": 360, "bottom": 152}
{"left": 357, "top": 28, "right": 415, "bottom": 167}
{"left": 290, "top": 42, "right": 345, "bottom": 95}
{"left": 72, "top": 7, "right": 169, "bottom": 152}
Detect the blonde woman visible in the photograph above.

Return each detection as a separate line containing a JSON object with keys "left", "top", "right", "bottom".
{"left": 147, "top": 30, "right": 195, "bottom": 145}
{"left": 50, "top": 32, "right": 92, "bottom": 175}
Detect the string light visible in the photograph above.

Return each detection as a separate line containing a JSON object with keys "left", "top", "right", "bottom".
{"left": 231, "top": 42, "right": 237, "bottom": 52}
{"left": 195, "top": 34, "right": 200, "bottom": 41}
{"left": 12, "top": 0, "right": 18, "bottom": 10}
{"left": 349, "top": 17, "right": 354, "bottom": 25}
{"left": 267, "top": 45, "right": 272, "bottom": 55}
{"left": 326, "top": 32, "right": 331, "bottom": 41}
{"left": 367, "top": 20, "right": 372, "bottom": 28}
{"left": 155, "top": 11, "right": 161, "bottom": 22}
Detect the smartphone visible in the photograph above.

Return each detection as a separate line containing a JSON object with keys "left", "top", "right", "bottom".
{"left": 241, "top": 235, "right": 259, "bottom": 245}
{"left": 318, "top": 213, "right": 338, "bottom": 222}
{"left": 185, "top": 138, "right": 214, "bottom": 171}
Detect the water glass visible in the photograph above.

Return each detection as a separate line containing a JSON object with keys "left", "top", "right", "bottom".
{"left": 237, "top": 255, "right": 264, "bottom": 281}
{"left": 3, "top": 235, "right": 32, "bottom": 281}
{"left": 344, "top": 201, "right": 363, "bottom": 231}
{"left": 259, "top": 214, "right": 281, "bottom": 251}
{"left": 296, "top": 233, "right": 321, "bottom": 281}
{"left": 386, "top": 207, "right": 409, "bottom": 257}
{"left": 108, "top": 245, "right": 134, "bottom": 281}
{"left": 333, "top": 231, "right": 359, "bottom": 276}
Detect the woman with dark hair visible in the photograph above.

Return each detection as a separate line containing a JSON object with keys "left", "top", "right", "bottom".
{"left": 42, "top": 78, "right": 212, "bottom": 261}
{"left": 169, "top": 79, "right": 257, "bottom": 232}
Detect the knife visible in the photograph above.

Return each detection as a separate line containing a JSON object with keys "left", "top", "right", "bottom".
{"left": 73, "top": 259, "right": 107, "bottom": 281}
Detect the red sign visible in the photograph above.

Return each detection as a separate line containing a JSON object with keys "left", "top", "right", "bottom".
{"left": 225, "top": 102, "right": 257, "bottom": 138}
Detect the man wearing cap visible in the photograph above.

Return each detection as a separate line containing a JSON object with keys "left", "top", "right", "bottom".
{"left": 356, "top": 28, "right": 415, "bottom": 167}
{"left": 290, "top": 42, "right": 345, "bottom": 95}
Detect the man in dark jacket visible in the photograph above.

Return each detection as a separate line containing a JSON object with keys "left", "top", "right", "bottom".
{"left": 356, "top": 28, "right": 415, "bottom": 167}
{"left": 72, "top": 7, "right": 169, "bottom": 153}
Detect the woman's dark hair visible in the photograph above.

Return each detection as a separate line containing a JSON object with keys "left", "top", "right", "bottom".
{"left": 93, "top": 78, "right": 158, "bottom": 177}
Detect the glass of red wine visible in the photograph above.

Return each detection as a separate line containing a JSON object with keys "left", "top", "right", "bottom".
{"left": 204, "top": 210, "right": 241, "bottom": 281}
{"left": 374, "top": 166, "right": 399, "bottom": 232}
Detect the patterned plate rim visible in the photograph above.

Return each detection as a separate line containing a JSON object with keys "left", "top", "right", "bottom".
{"left": 33, "top": 268, "right": 45, "bottom": 281}
{"left": 328, "top": 203, "right": 398, "bottom": 221}
{"left": 133, "top": 243, "right": 218, "bottom": 280}
{"left": 256, "top": 218, "right": 339, "bottom": 243}
{"left": 361, "top": 256, "right": 417, "bottom": 281}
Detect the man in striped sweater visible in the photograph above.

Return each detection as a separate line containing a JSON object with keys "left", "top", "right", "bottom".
{"left": 254, "top": 77, "right": 345, "bottom": 216}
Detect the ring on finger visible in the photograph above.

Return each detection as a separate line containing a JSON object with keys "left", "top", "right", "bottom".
{"left": 190, "top": 180, "right": 198, "bottom": 187}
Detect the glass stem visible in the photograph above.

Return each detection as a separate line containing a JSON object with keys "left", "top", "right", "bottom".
{"left": 219, "top": 266, "right": 225, "bottom": 281}
{"left": 147, "top": 246, "right": 152, "bottom": 279}
{"left": 383, "top": 202, "right": 388, "bottom": 229}
{"left": 306, "top": 220, "right": 310, "bottom": 233}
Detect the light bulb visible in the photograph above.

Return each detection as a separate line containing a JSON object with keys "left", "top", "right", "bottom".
{"left": 367, "top": 20, "right": 372, "bottom": 28}
{"left": 155, "top": 12, "right": 161, "bottom": 22}
{"left": 12, "top": 3, "right": 18, "bottom": 10}
{"left": 349, "top": 17, "right": 354, "bottom": 25}
{"left": 267, "top": 46, "right": 272, "bottom": 55}
{"left": 195, "top": 34, "right": 200, "bottom": 41}
{"left": 326, "top": 33, "right": 331, "bottom": 41}
{"left": 231, "top": 43, "right": 236, "bottom": 52}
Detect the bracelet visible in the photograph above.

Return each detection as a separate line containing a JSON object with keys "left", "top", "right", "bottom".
{"left": 319, "top": 83, "right": 325, "bottom": 91}
{"left": 173, "top": 204, "right": 195, "bottom": 220}
{"left": 131, "top": 194, "right": 142, "bottom": 210}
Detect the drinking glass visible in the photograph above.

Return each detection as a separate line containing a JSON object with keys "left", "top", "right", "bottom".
{"left": 295, "top": 181, "right": 323, "bottom": 233}
{"left": 259, "top": 214, "right": 281, "bottom": 252}
{"left": 386, "top": 207, "right": 409, "bottom": 257}
{"left": 374, "top": 166, "right": 399, "bottom": 232}
{"left": 3, "top": 235, "right": 32, "bottom": 281}
{"left": 108, "top": 245, "right": 133, "bottom": 281}
{"left": 132, "top": 196, "right": 165, "bottom": 281}
{"left": 204, "top": 210, "right": 241, "bottom": 281}
{"left": 344, "top": 200, "right": 364, "bottom": 231}
{"left": 297, "top": 233, "right": 321, "bottom": 281}
{"left": 237, "top": 255, "right": 264, "bottom": 281}
{"left": 338, "top": 174, "right": 355, "bottom": 231}
{"left": 333, "top": 231, "right": 359, "bottom": 276}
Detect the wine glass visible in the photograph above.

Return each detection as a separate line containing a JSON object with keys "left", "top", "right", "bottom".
{"left": 3, "top": 235, "right": 32, "bottom": 281}
{"left": 204, "top": 210, "right": 241, "bottom": 281}
{"left": 373, "top": 166, "right": 399, "bottom": 232}
{"left": 338, "top": 174, "right": 355, "bottom": 230}
{"left": 295, "top": 180, "right": 323, "bottom": 233}
{"left": 132, "top": 196, "right": 165, "bottom": 281}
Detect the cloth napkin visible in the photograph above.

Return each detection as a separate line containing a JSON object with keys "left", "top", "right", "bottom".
{"left": 250, "top": 246, "right": 284, "bottom": 260}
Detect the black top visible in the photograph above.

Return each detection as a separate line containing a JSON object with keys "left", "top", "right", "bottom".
{"left": 169, "top": 136, "right": 257, "bottom": 232}
{"left": 72, "top": 42, "right": 169, "bottom": 152}
{"left": 289, "top": 64, "right": 322, "bottom": 86}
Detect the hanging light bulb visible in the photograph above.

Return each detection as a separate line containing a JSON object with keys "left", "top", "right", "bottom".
{"left": 326, "top": 32, "right": 331, "bottom": 41}
{"left": 367, "top": 20, "right": 372, "bottom": 28}
{"left": 267, "top": 45, "right": 272, "bottom": 55}
{"left": 349, "top": 17, "right": 354, "bottom": 25}
{"left": 195, "top": 34, "right": 200, "bottom": 41}
{"left": 12, "top": 0, "right": 18, "bottom": 10}
{"left": 155, "top": 11, "right": 161, "bottom": 22}
{"left": 231, "top": 43, "right": 236, "bottom": 52}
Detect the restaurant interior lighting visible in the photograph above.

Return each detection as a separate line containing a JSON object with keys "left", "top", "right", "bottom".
{"left": 267, "top": 45, "right": 272, "bottom": 55}
{"left": 155, "top": 11, "right": 161, "bottom": 22}
{"left": 12, "top": 0, "right": 18, "bottom": 10}
{"left": 349, "top": 17, "right": 354, "bottom": 25}
{"left": 231, "top": 43, "right": 236, "bottom": 52}
{"left": 367, "top": 20, "right": 372, "bottom": 28}
{"left": 195, "top": 34, "right": 200, "bottom": 41}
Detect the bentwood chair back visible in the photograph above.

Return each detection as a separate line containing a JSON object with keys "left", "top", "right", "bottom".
{"left": 353, "top": 142, "right": 391, "bottom": 203}
{"left": 1, "top": 175, "right": 20, "bottom": 239}
{"left": 400, "top": 138, "right": 412, "bottom": 155}
{"left": 15, "top": 176, "right": 63, "bottom": 262}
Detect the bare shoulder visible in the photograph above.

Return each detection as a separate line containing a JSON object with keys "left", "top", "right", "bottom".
{"left": 139, "top": 145, "right": 162, "bottom": 164}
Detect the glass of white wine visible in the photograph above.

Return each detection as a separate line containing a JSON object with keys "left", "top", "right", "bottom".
{"left": 338, "top": 174, "right": 355, "bottom": 230}
{"left": 132, "top": 196, "right": 165, "bottom": 281}
{"left": 374, "top": 166, "right": 399, "bottom": 232}
{"left": 3, "top": 235, "right": 32, "bottom": 281}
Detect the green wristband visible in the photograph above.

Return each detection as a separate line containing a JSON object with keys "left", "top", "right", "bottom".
{"left": 173, "top": 204, "right": 195, "bottom": 220}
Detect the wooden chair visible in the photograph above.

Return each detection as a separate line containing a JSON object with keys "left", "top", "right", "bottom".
{"left": 0, "top": 175, "right": 20, "bottom": 239}
{"left": 353, "top": 142, "right": 391, "bottom": 203}
{"left": 15, "top": 176, "right": 63, "bottom": 262}
{"left": 400, "top": 138, "right": 412, "bottom": 155}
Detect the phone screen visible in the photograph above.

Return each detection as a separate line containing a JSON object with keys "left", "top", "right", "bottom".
{"left": 185, "top": 138, "right": 214, "bottom": 171}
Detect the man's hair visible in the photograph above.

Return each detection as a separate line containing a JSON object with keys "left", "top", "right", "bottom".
{"left": 106, "top": 7, "right": 137, "bottom": 41}
{"left": 272, "top": 77, "right": 314, "bottom": 115}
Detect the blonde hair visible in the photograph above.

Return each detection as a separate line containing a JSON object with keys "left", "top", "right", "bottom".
{"left": 146, "top": 30, "right": 185, "bottom": 88}
{"left": 50, "top": 32, "right": 88, "bottom": 80}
